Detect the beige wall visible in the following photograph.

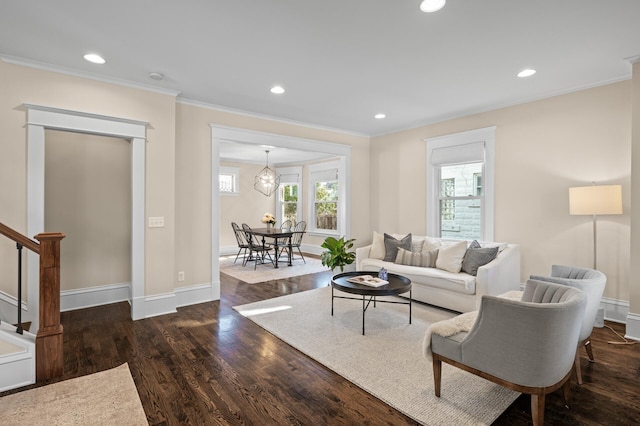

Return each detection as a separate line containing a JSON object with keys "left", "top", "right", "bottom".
{"left": 219, "top": 161, "right": 276, "bottom": 250}
{"left": 371, "top": 82, "right": 631, "bottom": 302}
{"left": 0, "top": 60, "right": 176, "bottom": 299}
{"left": 45, "top": 131, "right": 131, "bottom": 291}
{"left": 4, "top": 57, "right": 633, "bottom": 321}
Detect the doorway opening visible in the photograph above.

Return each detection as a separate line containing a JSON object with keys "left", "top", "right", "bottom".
{"left": 25, "top": 104, "right": 147, "bottom": 330}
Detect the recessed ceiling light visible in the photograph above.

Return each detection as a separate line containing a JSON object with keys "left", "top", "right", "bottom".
{"left": 149, "top": 72, "right": 164, "bottom": 80}
{"left": 261, "top": 145, "right": 276, "bottom": 149}
{"left": 420, "top": 0, "right": 446, "bottom": 13}
{"left": 374, "top": 113, "right": 386, "bottom": 119}
{"left": 83, "top": 53, "right": 106, "bottom": 64}
{"left": 517, "top": 69, "right": 537, "bottom": 78}
{"left": 270, "top": 85, "right": 285, "bottom": 94}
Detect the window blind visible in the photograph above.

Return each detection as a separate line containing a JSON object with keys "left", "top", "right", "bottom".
{"left": 430, "top": 141, "right": 485, "bottom": 166}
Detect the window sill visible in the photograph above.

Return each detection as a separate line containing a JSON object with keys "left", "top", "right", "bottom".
{"left": 307, "top": 230, "right": 341, "bottom": 238}
{"left": 220, "top": 192, "right": 240, "bottom": 197}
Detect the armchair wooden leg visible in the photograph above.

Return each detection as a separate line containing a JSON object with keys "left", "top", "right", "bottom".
{"left": 584, "top": 338, "right": 594, "bottom": 362}
{"left": 531, "top": 394, "right": 545, "bottom": 426}
{"left": 574, "top": 350, "right": 583, "bottom": 385}
{"left": 562, "top": 376, "right": 571, "bottom": 407}
{"left": 432, "top": 356, "right": 442, "bottom": 397}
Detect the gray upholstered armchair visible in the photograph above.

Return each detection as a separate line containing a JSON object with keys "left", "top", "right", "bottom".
{"left": 430, "top": 280, "right": 586, "bottom": 426}
{"left": 530, "top": 265, "right": 606, "bottom": 384}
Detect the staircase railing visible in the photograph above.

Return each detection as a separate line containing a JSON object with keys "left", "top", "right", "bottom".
{"left": 0, "top": 222, "right": 65, "bottom": 381}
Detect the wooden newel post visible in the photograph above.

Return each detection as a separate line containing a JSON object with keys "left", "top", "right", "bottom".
{"left": 34, "top": 232, "right": 65, "bottom": 381}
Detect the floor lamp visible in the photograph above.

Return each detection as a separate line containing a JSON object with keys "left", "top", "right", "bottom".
{"left": 569, "top": 184, "right": 623, "bottom": 269}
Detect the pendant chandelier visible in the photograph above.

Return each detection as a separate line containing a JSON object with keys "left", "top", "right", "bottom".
{"left": 254, "top": 150, "right": 280, "bottom": 196}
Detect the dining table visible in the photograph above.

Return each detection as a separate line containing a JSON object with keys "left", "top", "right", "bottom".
{"left": 248, "top": 227, "right": 295, "bottom": 268}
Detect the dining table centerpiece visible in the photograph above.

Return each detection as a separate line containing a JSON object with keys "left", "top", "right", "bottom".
{"left": 261, "top": 212, "right": 276, "bottom": 229}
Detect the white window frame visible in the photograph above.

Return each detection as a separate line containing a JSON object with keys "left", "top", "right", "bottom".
{"left": 275, "top": 166, "right": 302, "bottom": 225}
{"left": 425, "top": 127, "right": 495, "bottom": 241}
{"left": 219, "top": 166, "right": 240, "bottom": 196}
{"left": 307, "top": 159, "right": 345, "bottom": 236}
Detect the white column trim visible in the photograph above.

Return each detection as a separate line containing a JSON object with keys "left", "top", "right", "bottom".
{"left": 130, "top": 137, "right": 146, "bottom": 320}
{"left": 24, "top": 105, "right": 147, "bottom": 326}
{"left": 26, "top": 124, "right": 45, "bottom": 332}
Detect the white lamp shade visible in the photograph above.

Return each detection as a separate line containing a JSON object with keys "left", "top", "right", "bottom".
{"left": 569, "top": 185, "right": 623, "bottom": 215}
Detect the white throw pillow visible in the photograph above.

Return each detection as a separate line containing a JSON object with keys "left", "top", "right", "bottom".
{"left": 411, "top": 236, "right": 425, "bottom": 253}
{"left": 421, "top": 237, "right": 442, "bottom": 253}
{"left": 370, "top": 231, "right": 385, "bottom": 260}
{"left": 435, "top": 240, "right": 467, "bottom": 273}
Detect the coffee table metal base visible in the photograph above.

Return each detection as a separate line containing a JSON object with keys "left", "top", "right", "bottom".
{"left": 331, "top": 287, "right": 412, "bottom": 335}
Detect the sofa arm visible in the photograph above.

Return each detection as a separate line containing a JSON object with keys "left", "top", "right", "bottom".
{"left": 474, "top": 244, "right": 521, "bottom": 308}
{"left": 355, "top": 245, "right": 372, "bottom": 270}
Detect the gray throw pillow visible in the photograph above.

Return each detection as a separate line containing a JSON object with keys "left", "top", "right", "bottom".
{"left": 383, "top": 233, "right": 411, "bottom": 262}
{"left": 461, "top": 246, "right": 499, "bottom": 276}
{"left": 469, "top": 239, "right": 482, "bottom": 249}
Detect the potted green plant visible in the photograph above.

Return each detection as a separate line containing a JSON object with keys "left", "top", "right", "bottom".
{"left": 321, "top": 236, "right": 356, "bottom": 272}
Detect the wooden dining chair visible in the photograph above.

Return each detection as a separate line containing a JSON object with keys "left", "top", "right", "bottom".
{"left": 241, "top": 223, "right": 274, "bottom": 269}
{"left": 288, "top": 220, "right": 307, "bottom": 263}
{"left": 231, "top": 222, "right": 249, "bottom": 264}
{"left": 270, "top": 220, "right": 293, "bottom": 259}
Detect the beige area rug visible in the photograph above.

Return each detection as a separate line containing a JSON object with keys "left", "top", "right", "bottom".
{"left": 0, "top": 364, "right": 147, "bottom": 426}
{"left": 234, "top": 287, "right": 519, "bottom": 425}
{"left": 220, "top": 255, "right": 330, "bottom": 284}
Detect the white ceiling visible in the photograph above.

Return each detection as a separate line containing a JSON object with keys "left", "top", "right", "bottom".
{"left": 1, "top": 0, "right": 640, "bottom": 140}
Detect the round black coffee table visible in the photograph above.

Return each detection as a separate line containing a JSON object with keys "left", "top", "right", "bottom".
{"left": 331, "top": 271, "right": 412, "bottom": 335}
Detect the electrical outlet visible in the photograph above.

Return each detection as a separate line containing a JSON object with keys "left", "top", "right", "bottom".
{"left": 178, "top": 271, "right": 185, "bottom": 282}
{"left": 148, "top": 217, "right": 165, "bottom": 228}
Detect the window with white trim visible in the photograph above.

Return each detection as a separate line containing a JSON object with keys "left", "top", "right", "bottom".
{"left": 276, "top": 166, "right": 302, "bottom": 226}
{"left": 307, "top": 160, "right": 345, "bottom": 235}
{"left": 426, "top": 127, "right": 495, "bottom": 241}
{"left": 219, "top": 166, "right": 240, "bottom": 195}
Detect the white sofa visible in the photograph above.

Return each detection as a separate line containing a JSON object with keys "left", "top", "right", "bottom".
{"left": 355, "top": 235, "right": 521, "bottom": 313}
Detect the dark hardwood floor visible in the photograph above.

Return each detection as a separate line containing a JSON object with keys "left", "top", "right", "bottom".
{"left": 3, "top": 265, "right": 640, "bottom": 425}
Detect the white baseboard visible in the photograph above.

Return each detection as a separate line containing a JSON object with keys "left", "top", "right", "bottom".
{"left": 143, "top": 292, "right": 178, "bottom": 318}
{"left": 58, "top": 281, "right": 218, "bottom": 319}
{"left": 220, "top": 245, "right": 239, "bottom": 256}
{"left": 601, "top": 297, "right": 629, "bottom": 324}
{"left": 301, "top": 243, "right": 323, "bottom": 256}
{"left": 175, "top": 283, "right": 217, "bottom": 308}
{"left": 625, "top": 313, "right": 640, "bottom": 342}
{"left": 60, "top": 283, "right": 130, "bottom": 312}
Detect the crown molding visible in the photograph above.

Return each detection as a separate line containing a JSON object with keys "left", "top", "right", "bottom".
{"left": 625, "top": 54, "right": 640, "bottom": 64}
{"left": 177, "top": 97, "right": 369, "bottom": 138}
{"left": 1, "top": 54, "right": 180, "bottom": 97}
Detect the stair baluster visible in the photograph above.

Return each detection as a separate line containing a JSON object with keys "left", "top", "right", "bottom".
{"left": 16, "top": 242, "right": 23, "bottom": 335}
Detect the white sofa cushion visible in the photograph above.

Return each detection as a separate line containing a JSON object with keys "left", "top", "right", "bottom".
{"left": 435, "top": 240, "right": 467, "bottom": 273}
{"left": 360, "top": 257, "right": 476, "bottom": 295}
{"left": 421, "top": 237, "right": 442, "bottom": 253}
{"left": 370, "top": 231, "right": 385, "bottom": 259}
